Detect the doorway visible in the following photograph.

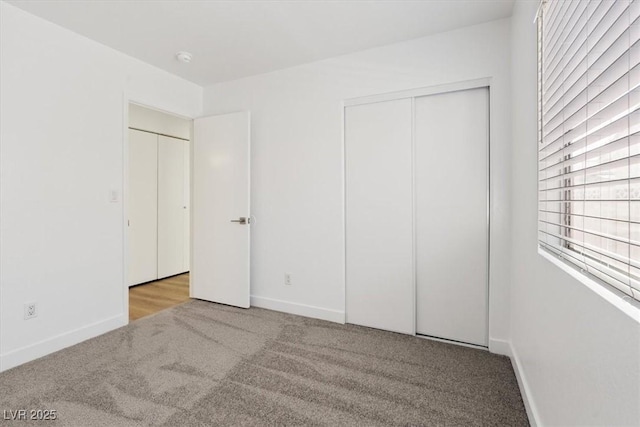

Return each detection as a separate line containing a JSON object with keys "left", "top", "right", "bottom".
{"left": 124, "top": 105, "right": 252, "bottom": 322}
{"left": 127, "top": 103, "right": 192, "bottom": 321}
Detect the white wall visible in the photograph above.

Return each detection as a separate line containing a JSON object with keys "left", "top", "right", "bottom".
{"left": 0, "top": 1, "right": 202, "bottom": 371}
{"left": 203, "top": 19, "right": 513, "bottom": 347}
{"left": 509, "top": 1, "right": 640, "bottom": 425}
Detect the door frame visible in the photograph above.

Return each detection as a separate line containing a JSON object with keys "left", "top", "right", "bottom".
{"left": 122, "top": 95, "right": 195, "bottom": 325}
{"left": 343, "top": 77, "right": 491, "bottom": 347}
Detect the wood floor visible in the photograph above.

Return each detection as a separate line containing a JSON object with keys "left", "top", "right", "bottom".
{"left": 129, "top": 273, "right": 190, "bottom": 321}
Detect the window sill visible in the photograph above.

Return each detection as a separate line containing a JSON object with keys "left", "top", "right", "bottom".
{"left": 538, "top": 247, "right": 640, "bottom": 324}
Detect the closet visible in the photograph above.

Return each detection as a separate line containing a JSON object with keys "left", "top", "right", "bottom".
{"left": 345, "top": 85, "right": 489, "bottom": 347}
{"left": 128, "top": 104, "right": 190, "bottom": 287}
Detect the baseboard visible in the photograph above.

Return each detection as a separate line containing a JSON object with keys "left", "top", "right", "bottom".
{"left": 250, "top": 295, "right": 345, "bottom": 324}
{"left": 488, "top": 337, "right": 511, "bottom": 356}
{"left": 509, "top": 342, "right": 542, "bottom": 427}
{"left": 0, "top": 313, "right": 127, "bottom": 372}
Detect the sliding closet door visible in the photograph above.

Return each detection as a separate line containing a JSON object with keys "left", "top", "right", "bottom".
{"left": 128, "top": 129, "right": 158, "bottom": 286}
{"left": 345, "top": 98, "right": 414, "bottom": 334}
{"left": 415, "top": 88, "right": 489, "bottom": 346}
{"left": 183, "top": 142, "right": 190, "bottom": 272}
{"left": 157, "top": 135, "right": 186, "bottom": 279}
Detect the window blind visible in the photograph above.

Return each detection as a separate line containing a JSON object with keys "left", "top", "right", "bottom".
{"left": 538, "top": 0, "right": 640, "bottom": 301}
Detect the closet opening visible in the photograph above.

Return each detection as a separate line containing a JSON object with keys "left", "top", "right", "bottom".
{"left": 345, "top": 81, "right": 490, "bottom": 348}
{"left": 126, "top": 103, "right": 192, "bottom": 321}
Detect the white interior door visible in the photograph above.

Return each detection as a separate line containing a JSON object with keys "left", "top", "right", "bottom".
{"left": 415, "top": 87, "right": 489, "bottom": 346}
{"left": 192, "top": 111, "right": 250, "bottom": 308}
{"left": 157, "top": 135, "right": 186, "bottom": 279}
{"left": 345, "top": 99, "right": 414, "bottom": 335}
{"left": 128, "top": 129, "right": 158, "bottom": 286}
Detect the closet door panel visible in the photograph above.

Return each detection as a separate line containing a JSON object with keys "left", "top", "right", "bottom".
{"left": 345, "top": 98, "right": 414, "bottom": 335}
{"left": 157, "top": 135, "right": 186, "bottom": 279}
{"left": 183, "top": 141, "right": 190, "bottom": 272}
{"left": 415, "top": 88, "right": 489, "bottom": 346}
{"left": 128, "top": 129, "right": 158, "bottom": 286}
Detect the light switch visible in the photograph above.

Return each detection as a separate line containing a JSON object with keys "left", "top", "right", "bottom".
{"left": 109, "top": 189, "right": 119, "bottom": 203}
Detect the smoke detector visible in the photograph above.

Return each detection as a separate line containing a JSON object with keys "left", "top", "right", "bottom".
{"left": 175, "top": 51, "right": 193, "bottom": 64}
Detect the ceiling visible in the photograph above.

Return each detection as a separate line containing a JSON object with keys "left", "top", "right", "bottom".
{"left": 7, "top": 0, "right": 515, "bottom": 86}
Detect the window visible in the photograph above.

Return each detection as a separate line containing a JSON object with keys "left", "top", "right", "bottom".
{"left": 538, "top": 0, "right": 640, "bottom": 302}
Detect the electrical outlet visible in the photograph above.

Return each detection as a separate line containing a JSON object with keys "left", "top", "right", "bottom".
{"left": 284, "top": 273, "right": 292, "bottom": 286}
{"left": 24, "top": 302, "right": 37, "bottom": 320}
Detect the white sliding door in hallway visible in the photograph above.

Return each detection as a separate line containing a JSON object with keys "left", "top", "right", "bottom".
{"left": 128, "top": 129, "right": 190, "bottom": 287}
{"left": 345, "top": 85, "right": 489, "bottom": 346}
{"left": 128, "top": 129, "right": 158, "bottom": 285}
{"left": 414, "top": 88, "right": 489, "bottom": 346}
{"left": 157, "top": 135, "right": 187, "bottom": 279}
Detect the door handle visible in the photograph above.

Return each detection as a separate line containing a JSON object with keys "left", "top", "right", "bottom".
{"left": 230, "top": 217, "right": 249, "bottom": 224}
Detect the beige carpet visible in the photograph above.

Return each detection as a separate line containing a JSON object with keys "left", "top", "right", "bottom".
{"left": 0, "top": 300, "right": 528, "bottom": 426}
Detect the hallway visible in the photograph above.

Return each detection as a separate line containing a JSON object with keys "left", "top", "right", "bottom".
{"left": 129, "top": 273, "right": 190, "bottom": 321}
